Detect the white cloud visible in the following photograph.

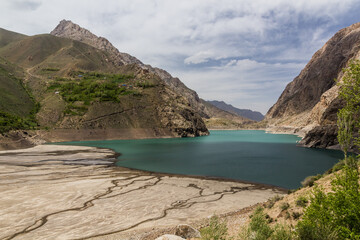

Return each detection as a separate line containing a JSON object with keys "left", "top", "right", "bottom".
{"left": 174, "top": 59, "right": 306, "bottom": 114}
{"left": 0, "top": 0, "right": 359, "bottom": 113}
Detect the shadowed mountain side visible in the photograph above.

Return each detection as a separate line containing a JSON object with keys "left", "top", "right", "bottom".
{"left": 265, "top": 22, "right": 360, "bottom": 149}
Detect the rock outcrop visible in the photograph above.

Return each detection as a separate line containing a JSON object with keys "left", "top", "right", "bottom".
{"left": 51, "top": 20, "right": 142, "bottom": 66}
{"left": 155, "top": 235, "right": 185, "bottom": 240}
{"left": 265, "top": 22, "right": 360, "bottom": 148}
{"left": 175, "top": 224, "right": 201, "bottom": 239}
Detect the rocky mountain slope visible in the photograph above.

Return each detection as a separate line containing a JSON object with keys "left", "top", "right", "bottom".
{"left": 265, "top": 22, "right": 360, "bottom": 148}
{"left": 200, "top": 100, "right": 255, "bottom": 129}
{"left": 0, "top": 27, "right": 209, "bottom": 148}
{"left": 207, "top": 100, "right": 264, "bottom": 121}
{"left": 50, "top": 20, "right": 248, "bottom": 123}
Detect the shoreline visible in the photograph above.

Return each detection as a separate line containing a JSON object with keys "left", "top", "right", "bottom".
{"left": 0, "top": 144, "right": 285, "bottom": 239}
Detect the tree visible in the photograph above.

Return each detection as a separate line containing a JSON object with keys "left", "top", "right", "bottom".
{"left": 296, "top": 60, "right": 360, "bottom": 240}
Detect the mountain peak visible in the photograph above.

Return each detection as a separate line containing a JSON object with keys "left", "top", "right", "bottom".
{"left": 50, "top": 19, "right": 143, "bottom": 66}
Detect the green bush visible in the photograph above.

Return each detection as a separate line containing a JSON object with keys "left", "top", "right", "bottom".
{"left": 295, "top": 196, "right": 308, "bottom": 207}
{"left": 201, "top": 215, "right": 228, "bottom": 240}
{"left": 266, "top": 195, "right": 283, "bottom": 209}
{"left": 240, "top": 207, "right": 293, "bottom": 240}
{"left": 0, "top": 111, "right": 38, "bottom": 133}
{"left": 249, "top": 207, "right": 273, "bottom": 239}
{"left": 280, "top": 202, "right": 290, "bottom": 211}
{"left": 301, "top": 174, "right": 322, "bottom": 187}
{"left": 271, "top": 224, "right": 293, "bottom": 240}
{"left": 292, "top": 211, "right": 302, "bottom": 220}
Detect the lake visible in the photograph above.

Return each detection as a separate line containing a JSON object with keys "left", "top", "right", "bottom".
{"left": 55, "top": 130, "right": 344, "bottom": 189}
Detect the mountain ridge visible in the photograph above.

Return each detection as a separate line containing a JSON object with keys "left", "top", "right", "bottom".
{"left": 50, "top": 19, "right": 251, "bottom": 124}
{"left": 0, "top": 26, "right": 210, "bottom": 148}
{"left": 207, "top": 100, "right": 264, "bottom": 121}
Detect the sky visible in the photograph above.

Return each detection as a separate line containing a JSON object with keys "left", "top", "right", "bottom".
{"left": 1, "top": 0, "right": 360, "bottom": 114}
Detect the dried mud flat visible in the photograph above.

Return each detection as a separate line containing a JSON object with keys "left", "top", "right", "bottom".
{"left": 0, "top": 145, "right": 285, "bottom": 240}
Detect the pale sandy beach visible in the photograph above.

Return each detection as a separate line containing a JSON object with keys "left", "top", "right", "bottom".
{"left": 0, "top": 145, "right": 285, "bottom": 240}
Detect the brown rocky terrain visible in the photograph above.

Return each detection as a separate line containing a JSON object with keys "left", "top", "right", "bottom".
{"left": 265, "top": 22, "right": 360, "bottom": 148}
{"left": 0, "top": 25, "right": 210, "bottom": 148}
{"left": 50, "top": 20, "right": 250, "bottom": 125}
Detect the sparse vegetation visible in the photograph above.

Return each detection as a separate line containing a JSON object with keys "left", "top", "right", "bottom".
{"left": 292, "top": 211, "right": 302, "bottom": 220}
{"left": 41, "top": 67, "right": 60, "bottom": 72}
{"left": 280, "top": 202, "right": 290, "bottom": 211}
{"left": 295, "top": 196, "right": 308, "bottom": 207}
{"left": 200, "top": 215, "right": 228, "bottom": 240}
{"left": 300, "top": 174, "right": 322, "bottom": 187}
{"left": 46, "top": 71, "right": 148, "bottom": 115}
{"left": 239, "top": 207, "right": 293, "bottom": 240}
{"left": 266, "top": 195, "right": 283, "bottom": 209}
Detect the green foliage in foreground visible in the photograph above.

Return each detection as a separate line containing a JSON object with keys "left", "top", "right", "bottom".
{"left": 201, "top": 216, "right": 228, "bottom": 240}
{"left": 296, "top": 157, "right": 360, "bottom": 239}
{"left": 239, "top": 207, "right": 293, "bottom": 240}
{"left": 296, "top": 61, "right": 360, "bottom": 240}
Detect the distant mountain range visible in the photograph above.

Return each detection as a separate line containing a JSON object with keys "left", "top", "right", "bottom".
{"left": 206, "top": 100, "right": 264, "bottom": 121}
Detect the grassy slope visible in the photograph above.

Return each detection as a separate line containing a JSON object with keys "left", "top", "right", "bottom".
{"left": 0, "top": 32, "right": 190, "bottom": 132}
{"left": 0, "top": 28, "right": 33, "bottom": 117}
{"left": 0, "top": 28, "right": 26, "bottom": 48}
{"left": 0, "top": 57, "right": 34, "bottom": 117}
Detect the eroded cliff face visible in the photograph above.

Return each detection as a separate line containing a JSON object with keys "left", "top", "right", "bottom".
{"left": 265, "top": 22, "right": 360, "bottom": 148}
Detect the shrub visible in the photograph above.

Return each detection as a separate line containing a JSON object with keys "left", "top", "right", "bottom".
{"left": 249, "top": 207, "right": 273, "bottom": 239}
{"left": 292, "top": 211, "right": 302, "bottom": 220}
{"left": 240, "top": 207, "right": 293, "bottom": 240}
{"left": 266, "top": 195, "right": 283, "bottom": 209}
{"left": 271, "top": 224, "right": 293, "bottom": 240}
{"left": 301, "top": 174, "right": 322, "bottom": 187}
{"left": 280, "top": 202, "right": 290, "bottom": 211}
{"left": 201, "top": 215, "right": 228, "bottom": 240}
{"left": 295, "top": 196, "right": 308, "bottom": 207}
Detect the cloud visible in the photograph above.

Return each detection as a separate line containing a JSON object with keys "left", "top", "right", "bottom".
{"left": 0, "top": 0, "right": 359, "bottom": 113}
{"left": 174, "top": 59, "right": 306, "bottom": 114}
{"left": 10, "top": 0, "right": 41, "bottom": 11}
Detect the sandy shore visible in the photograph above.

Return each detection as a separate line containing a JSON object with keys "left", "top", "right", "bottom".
{"left": 0, "top": 145, "right": 285, "bottom": 240}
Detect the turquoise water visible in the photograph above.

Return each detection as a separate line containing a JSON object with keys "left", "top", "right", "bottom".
{"left": 55, "top": 130, "right": 344, "bottom": 189}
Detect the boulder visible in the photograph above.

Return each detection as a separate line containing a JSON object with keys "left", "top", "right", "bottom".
{"left": 175, "top": 224, "right": 201, "bottom": 239}
{"left": 155, "top": 234, "right": 186, "bottom": 240}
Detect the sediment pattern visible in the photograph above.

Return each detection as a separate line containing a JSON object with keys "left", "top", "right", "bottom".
{"left": 0, "top": 145, "right": 283, "bottom": 240}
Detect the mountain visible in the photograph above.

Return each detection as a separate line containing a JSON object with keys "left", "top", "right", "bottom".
{"left": 0, "top": 56, "right": 34, "bottom": 117}
{"left": 207, "top": 100, "right": 264, "bottom": 121}
{"left": 265, "top": 22, "right": 360, "bottom": 149}
{"left": 0, "top": 26, "right": 209, "bottom": 148}
{"left": 50, "top": 20, "right": 250, "bottom": 126}
{"left": 200, "top": 100, "right": 255, "bottom": 129}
